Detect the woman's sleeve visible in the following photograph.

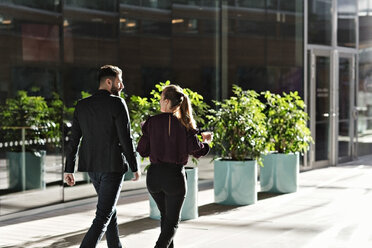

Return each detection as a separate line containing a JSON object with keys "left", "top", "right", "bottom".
{"left": 187, "top": 129, "right": 210, "bottom": 158}
{"left": 136, "top": 119, "right": 150, "bottom": 158}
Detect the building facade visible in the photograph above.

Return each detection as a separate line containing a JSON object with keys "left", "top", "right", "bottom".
{"left": 0, "top": 0, "right": 371, "bottom": 216}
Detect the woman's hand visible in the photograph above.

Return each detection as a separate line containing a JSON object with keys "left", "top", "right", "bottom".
{"left": 201, "top": 131, "right": 213, "bottom": 144}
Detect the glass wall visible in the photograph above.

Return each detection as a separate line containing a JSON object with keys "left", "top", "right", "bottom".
{"left": 0, "top": 1, "right": 63, "bottom": 215}
{"left": 0, "top": 0, "right": 306, "bottom": 215}
{"left": 119, "top": 0, "right": 220, "bottom": 103}
{"left": 308, "top": 0, "right": 332, "bottom": 46}
{"left": 337, "top": 0, "right": 357, "bottom": 47}
{"left": 358, "top": 0, "right": 372, "bottom": 155}
{"left": 226, "top": 0, "right": 304, "bottom": 97}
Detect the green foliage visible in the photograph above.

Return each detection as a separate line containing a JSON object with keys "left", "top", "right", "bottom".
{"left": 206, "top": 85, "right": 267, "bottom": 164}
{"left": 263, "top": 91, "right": 313, "bottom": 154}
{"left": 80, "top": 91, "right": 92, "bottom": 99}
{"left": 0, "top": 91, "right": 59, "bottom": 152}
{"left": 129, "top": 80, "right": 210, "bottom": 144}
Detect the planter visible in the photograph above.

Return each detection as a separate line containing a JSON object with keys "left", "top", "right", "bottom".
{"left": 260, "top": 153, "right": 299, "bottom": 193}
{"left": 214, "top": 159, "right": 257, "bottom": 205}
{"left": 7, "top": 151, "right": 46, "bottom": 191}
{"left": 124, "top": 154, "right": 145, "bottom": 181}
{"left": 149, "top": 167, "right": 198, "bottom": 220}
{"left": 124, "top": 166, "right": 134, "bottom": 181}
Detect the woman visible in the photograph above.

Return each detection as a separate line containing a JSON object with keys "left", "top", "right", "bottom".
{"left": 137, "top": 85, "right": 212, "bottom": 248}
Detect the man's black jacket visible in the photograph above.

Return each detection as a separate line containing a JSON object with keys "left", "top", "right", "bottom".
{"left": 64, "top": 90, "right": 138, "bottom": 173}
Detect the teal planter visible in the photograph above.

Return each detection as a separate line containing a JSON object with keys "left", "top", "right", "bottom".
{"left": 124, "top": 154, "right": 141, "bottom": 181}
{"left": 149, "top": 167, "right": 198, "bottom": 220}
{"left": 7, "top": 151, "right": 46, "bottom": 191}
{"left": 260, "top": 153, "right": 299, "bottom": 193}
{"left": 124, "top": 166, "right": 134, "bottom": 181}
{"left": 214, "top": 159, "right": 257, "bottom": 205}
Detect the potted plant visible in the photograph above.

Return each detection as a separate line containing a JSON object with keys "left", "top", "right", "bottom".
{"left": 206, "top": 85, "right": 267, "bottom": 205}
{"left": 130, "top": 81, "right": 209, "bottom": 220}
{"left": 260, "top": 91, "right": 313, "bottom": 193}
{"left": 0, "top": 90, "right": 59, "bottom": 192}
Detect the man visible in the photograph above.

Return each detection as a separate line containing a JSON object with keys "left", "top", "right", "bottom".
{"left": 64, "top": 65, "right": 140, "bottom": 248}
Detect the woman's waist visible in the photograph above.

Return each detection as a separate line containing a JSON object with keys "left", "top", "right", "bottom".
{"left": 151, "top": 161, "right": 184, "bottom": 168}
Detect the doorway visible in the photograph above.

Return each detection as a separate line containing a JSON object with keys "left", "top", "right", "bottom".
{"left": 308, "top": 49, "right": 356, "bottom": 168}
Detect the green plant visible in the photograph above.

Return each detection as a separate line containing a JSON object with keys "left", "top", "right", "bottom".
{"left": 263, "top": 91, "right": 313, "bottom": 154}
{"left": 206, "top": 85, "right": 267, "bottom": 163}
{"left": 0, "top": 91, "right": 58, "bottom": 152}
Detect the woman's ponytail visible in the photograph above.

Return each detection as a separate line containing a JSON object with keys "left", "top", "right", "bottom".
{"left": 179, "top": 94, "right": 196, "bottom": 131}
{"left": 162, "top": 85, "right": 197, "bottom": 131}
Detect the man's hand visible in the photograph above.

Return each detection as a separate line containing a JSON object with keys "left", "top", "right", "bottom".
{"left": 132, "top": 171, "right": 140, "bottom": 181}
{"left": 64, "top": 173, "right": 75, "bottom": 186}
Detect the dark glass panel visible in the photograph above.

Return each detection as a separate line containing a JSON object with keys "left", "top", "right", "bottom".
{"left": 171, "top": 2, "right": 220, "bottom": 104}
{"left": 120, "top": 0, "right": 140, "bottom": 6}
{"left": 142, "top": 0, "right": 171, "bottom": 9}
{"left": 64, "top": 20, "right": 118, "bottom": 39}
{"left": 308, "top": 0, "right": 332, "bottom": 45}
{"left": 237, "top": 0, "right": 264, "bottom": 8}
{"left": 337, "top": 0, "right": 357, "bottom": 47}
{"left": 229, "top": 0, "right": 303, "bottom": 97}
{"left": 338, "top": 57, "right": 351, "bottom": 158}
{"left": 315, "top": 56, "right": 330, "bottom": 161}
{"left": 119, "top": 4, "right": 172, "bottom": 97}
{"left": 65, "top": 0, "right": 117, "bottom": 12}
{"left": 0, "top": 0, "right": 61, "bottom": 12}
{"left": 357, "top": 1, "right": 372, "bottom": 156}
{"left": 142, "top": 19, "right": 172, "bottom": 35}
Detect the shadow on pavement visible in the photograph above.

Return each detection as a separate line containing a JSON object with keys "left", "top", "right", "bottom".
{"left": 198, "top": 191, "right": 282, "bottom": 217}
{"left": 3, "top": 191, "right": 283, "bottom": 248}
{"left": 258, "top": 191, "right": 284, "bottom": 200}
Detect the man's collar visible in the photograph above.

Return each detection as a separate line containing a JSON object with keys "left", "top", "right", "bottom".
{"left": 96, "top": 89, "right": 111, "bottom": 95}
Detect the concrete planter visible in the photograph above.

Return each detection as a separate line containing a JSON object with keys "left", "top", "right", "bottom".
{"left": 149, "top": 167, "right": 198, "bottom": 220}
{"left": 260, "top": 153, "right": 299, "bottom": 193}
{"left": 214, "top": 159, "right": 257, "bottom": 205}
{"left": 7, "top": 151, "right": 46, "bottom": 191}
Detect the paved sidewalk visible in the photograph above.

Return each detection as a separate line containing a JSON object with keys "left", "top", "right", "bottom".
{"left": 1, "top": 159, "right": 372, "bottom": 248}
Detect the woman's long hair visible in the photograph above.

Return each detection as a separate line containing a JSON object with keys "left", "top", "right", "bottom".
{"left": 162, "top": 85, "right": 196, "bottom": 131}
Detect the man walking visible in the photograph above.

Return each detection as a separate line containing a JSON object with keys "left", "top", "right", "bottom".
{"left": 64, "top": 65, "right": 140, "bottom": 247}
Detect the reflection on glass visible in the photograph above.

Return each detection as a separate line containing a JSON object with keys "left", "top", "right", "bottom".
{"left": 231, "top": 0, "right": 304, "bottom": 96}
{"left": 65, "top": 0, "right": 117, "bottom": 12}
{"left": 120, "top": 18, "right": 139, "bottom": 33}
{"left": 64, "top": 19, "right": 118, "bottom": 39}
{"left": 142, "top": 20, "right": 171, "bottom": 35}
{"left": 21, "top": 24, "right": 60, "bottom": 62}
{"left": 357, "top": 1, "right": 372, "bottom": 156}
{"left": 308, "top": 0, "right": 332, "bottom": 45}
{"left": 173, "top": 0, "right": 215, "bottom": 6}
{"left": 337, "top": 0, "right": 357, "bottom": 47}
{"left": 121, "top": 0, "right": 171, "bottom": 8}
{"left": 315, "top": 56, "right": 330, "bottom": 161}
{"left": 173, "top": 18, "right": 198, "bottom": 34}
{"left": 0, "top": 0, "right": 60, "bottom": 12}
{"left": 0, "top": 90, "right": 63, "bottom": 215}
{"left": 338, "top": 57, "right": 351, "bottom": 158}
{"left": 237, "top": 0, "right": 264, "bottom": 8}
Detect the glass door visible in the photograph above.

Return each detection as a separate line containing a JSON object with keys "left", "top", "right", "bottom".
{"left": 309, "top": 49, "right": 334, "bottom": 168}
{"left": 338, "top": 54, "right": 355, "bottom": 162}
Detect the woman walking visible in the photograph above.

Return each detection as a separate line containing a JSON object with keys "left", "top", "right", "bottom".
{"left": 137, "top": 85, "right": 212, "bottom": 248}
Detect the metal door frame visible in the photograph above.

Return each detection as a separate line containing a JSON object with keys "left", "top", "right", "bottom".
{"left": 309, "top": 48, "right": 335, "bottom": 169}
{"left": 337, "top": 52, "right": 356, "bottom": 163}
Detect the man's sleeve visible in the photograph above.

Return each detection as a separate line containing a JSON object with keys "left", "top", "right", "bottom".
{"left": 114, "top": 98, "right": 138, "bottom": 173}
{"left": 136, "top": 119, "right": 150, "bottom": 158}
{"left": 64, "top": 104, "right": 82, "bottom": 173}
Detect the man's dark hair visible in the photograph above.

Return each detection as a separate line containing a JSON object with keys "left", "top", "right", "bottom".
{"left": 98, "top": 65, "right": 122, "bottom": 84}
